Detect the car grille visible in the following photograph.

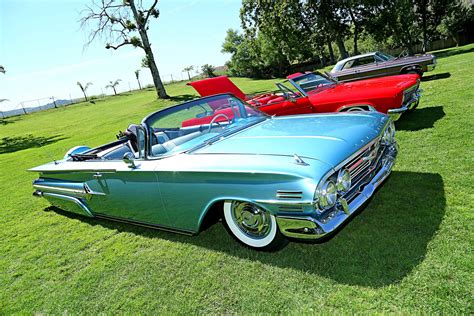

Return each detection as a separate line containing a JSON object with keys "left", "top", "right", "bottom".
{"left": 403, "top": 83, "right": 419, "bottom": 105}
{"left": 341, "top": 138, "right": 383, "bottom": 203}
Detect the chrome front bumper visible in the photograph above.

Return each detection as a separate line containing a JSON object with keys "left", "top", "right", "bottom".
{"left": 387, "top": 89, "right": 422, "bottom": 121}
{"left": 276, "top": 143, "right": 397, "bottom": 240}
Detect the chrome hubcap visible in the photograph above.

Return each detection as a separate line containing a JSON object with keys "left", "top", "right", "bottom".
{"left": 231, "top": 202, "right": 271, "bottom": 238}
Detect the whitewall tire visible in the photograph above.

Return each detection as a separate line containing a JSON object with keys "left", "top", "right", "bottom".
{"left": 223, "top": 201, "right": 287, "bottom": 251}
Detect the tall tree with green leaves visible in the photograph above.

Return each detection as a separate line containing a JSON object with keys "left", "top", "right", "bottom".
{"left": 201, "top": 64, "right": 216, "bottom": 78}
{"left": 81, "top": 0, "right": 169, "bottom": 99}
{"left": 77, "top": 81, "right": 93, "bottom": 101}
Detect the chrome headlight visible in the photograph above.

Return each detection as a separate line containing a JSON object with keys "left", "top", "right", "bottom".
{"left": 382, "top": 121, "right": 396, "bottom": 145}
{"left": 316, "top": 180, "right": 337, "bottom": 210}
{"left": 336, "top": 169, "right": 351, "bottom": 193}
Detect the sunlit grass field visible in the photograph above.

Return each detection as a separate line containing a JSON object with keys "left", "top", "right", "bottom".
{"left": 0, "top": 44, "right": 473, "bottom": 313}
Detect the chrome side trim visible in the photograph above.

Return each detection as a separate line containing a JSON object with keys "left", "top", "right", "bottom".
{"left": 33, "top": 184, "right": 87, "bottom": 197}
{"left": 255, "top": 199, "right": 313, "bottom": 206}
{"left": 276, "top": 190, "right": 303, "bottom": 200}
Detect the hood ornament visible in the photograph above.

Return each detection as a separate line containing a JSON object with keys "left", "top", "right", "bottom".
{"left": 293, "top": 154, "right": 309, "bottom": 166}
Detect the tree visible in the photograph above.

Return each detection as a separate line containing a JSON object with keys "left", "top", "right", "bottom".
{"left": 81, "top": 0, "right": 169, "bottom": 99}
{"left": 77, "top": 81, "right": 93, "bottom": 101}
{"left": 134, "top": 69, "right": 142, "bottom": 89}
{"left": 182, "top": 65, "right": 194, "bottom": 80}
{"left": 201, "top": 64, "right": 216, "bottom": 78}
{"left": 106, "top": 79, "right": 121, "bottom": 95}
{"left": 0, "top": 65, "right": 5, "bottom": 74}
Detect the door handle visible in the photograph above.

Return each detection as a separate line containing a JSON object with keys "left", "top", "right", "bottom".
{"left": 93, "top": 172, "right": 102, "bottom": 178}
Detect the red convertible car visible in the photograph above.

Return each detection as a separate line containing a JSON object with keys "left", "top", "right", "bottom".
{"left": 188, "top": 72, "right": 421, "bottom": 121}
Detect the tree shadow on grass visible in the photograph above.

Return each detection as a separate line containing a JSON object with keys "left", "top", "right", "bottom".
{"left": 0, "top": 115, "right": 23, "bottom": 126}
{"left": 421, "top": 72, "right": 451, "bottom": 81}
{"left": 45, "top": 171, "right": 444, "bottom": 288}
{"left": 433, "top": 46, "right": 474, "bottom": 59}
{"left": 169, "top": 94, "right": 197, "bottom": 102}
{"left": 0, "top": 134, "right": 67, "bottom": 154}
{"left": 395, "top": 106, "right": 445, "bottom": 131}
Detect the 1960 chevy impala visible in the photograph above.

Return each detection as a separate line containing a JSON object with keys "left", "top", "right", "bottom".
{"left": 31, "top": 94, "right": 398, "bottom": 250}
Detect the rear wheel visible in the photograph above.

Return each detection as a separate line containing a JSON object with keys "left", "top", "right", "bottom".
{"left": 403, "top": 69, "right": 423, "bottom": 77}
{"left": 222, "top": 201, "right": 288, "bottom": 251}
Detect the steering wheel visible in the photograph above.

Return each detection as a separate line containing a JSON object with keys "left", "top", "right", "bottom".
{"left": 207, "top": 113, "right": 231, "bottom": 133}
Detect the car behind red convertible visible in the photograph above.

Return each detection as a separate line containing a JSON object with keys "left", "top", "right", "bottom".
{"left": 188, "top": 72, "right": 421, "bottom": 121}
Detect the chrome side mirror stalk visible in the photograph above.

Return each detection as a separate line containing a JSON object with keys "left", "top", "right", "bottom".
{"left": 123, "top": 152, "right": 136, "bottom": 169}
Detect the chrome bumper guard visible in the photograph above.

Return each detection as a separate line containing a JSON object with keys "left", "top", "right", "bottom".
{"left": 387, "top": 89, "right": 422, "bottom": 121}
{"left": 276, "top": 143, "right": 398, "bottom": 240}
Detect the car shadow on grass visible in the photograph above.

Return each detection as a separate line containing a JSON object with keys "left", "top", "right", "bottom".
{"left": 0, "top": 134, "right": 67, "bottom": 154}
{"left": 395, "top": 106, "right": 445, "bottom": 131}
{"left": 421, "top": 72, "right": 451, "bottom": 81}
{"left": 45, "top": 171, "right": 445, "bottom": 288}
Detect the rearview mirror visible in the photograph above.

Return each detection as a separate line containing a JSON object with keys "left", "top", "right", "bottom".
{"left": 123, "top": 152, "right": 136, "bottom": 169}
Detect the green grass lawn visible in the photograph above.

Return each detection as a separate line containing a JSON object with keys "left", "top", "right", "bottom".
{"left": 1, "top": 44, "right": 473, "bottom": 313}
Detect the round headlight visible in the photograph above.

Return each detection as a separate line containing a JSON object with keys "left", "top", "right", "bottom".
{"left": 336, "top": 169, "right": 351, "bottom": 193}
{"left": 317, "top": 180, "right": 337, "bottom": 210}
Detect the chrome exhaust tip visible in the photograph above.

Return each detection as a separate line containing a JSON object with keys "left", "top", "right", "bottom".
{"left": 32, "top": 190, "right": 43, "bottom": 197}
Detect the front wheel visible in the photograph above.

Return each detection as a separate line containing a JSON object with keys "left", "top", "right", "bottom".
{"left": 222, "top": 201, "right": 288, "bottom": 251}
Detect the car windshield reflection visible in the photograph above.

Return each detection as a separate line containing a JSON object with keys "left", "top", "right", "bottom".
{"left": 143, "top": 94, "right": 267, "bottom": 157}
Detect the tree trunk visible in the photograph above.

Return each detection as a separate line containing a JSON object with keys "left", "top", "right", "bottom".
{"left": 327, "top": 37, "right": 335, "bottom": 64}
{"left": 348, "top": 7, "right": 359, "bottom": 55}
{"left": 129, "top": 0, "right": 169, "bottom": 99}
{"left": 421, "top": 0, "right": 427, "bottom": 53}
{"left": 82, "top": 90, "right": 88, "bottom": 101}
{"left": 137, "top": 79, "right": 142, "bottom": 90}
{"left": 187, "top": 71, "right": 191, "bottom": 80}
{"left": 113, "top": 87, "right": 117, "bottom": 95}
{"left": 336, "top": 37, "right": 349, "bottom": 59}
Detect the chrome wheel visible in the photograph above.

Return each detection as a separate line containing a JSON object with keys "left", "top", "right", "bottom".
{"left": 223, "top": 201, "right": 286, "bottom": 250}
{"left": 231, "top": 201, "right": 271, "bottom": 238}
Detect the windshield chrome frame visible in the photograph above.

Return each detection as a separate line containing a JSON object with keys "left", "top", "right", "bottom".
{"left": 288, "top": 72, "right": 337, "bottom": 96}
{"left": 140, "top": 93, "right": 269, "bottom": 160}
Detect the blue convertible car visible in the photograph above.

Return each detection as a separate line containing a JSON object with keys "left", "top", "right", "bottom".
{"left": 31, "top": 94, "right": 398, "bottom": 250}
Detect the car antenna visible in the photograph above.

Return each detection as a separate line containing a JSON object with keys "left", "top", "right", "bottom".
{"left": 34, "top": 139, "right": 58, "bottom": 165}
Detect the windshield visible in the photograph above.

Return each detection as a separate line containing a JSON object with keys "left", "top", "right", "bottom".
{"left": 375, "top": 52, "right": 394, "bottom": 61}
{"left": 144, "top": 94, "right": 267, "bottom": 157}
{"left": 291, "top": 73, "right": 335, "bottom": 94}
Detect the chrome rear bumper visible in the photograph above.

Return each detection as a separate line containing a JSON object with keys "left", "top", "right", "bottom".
{"left": 276, "top": 143, "right": 397, "bottom": 240}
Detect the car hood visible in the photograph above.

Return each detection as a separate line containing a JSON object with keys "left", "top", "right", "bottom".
{"left": 188, "top": 76, "right": 248, "bottom": 100}
{"left": 194, "top": 113, "right": 388, "bottom": 167}
{"left": 308, "top": 74, "right": 419, "bottom": 102}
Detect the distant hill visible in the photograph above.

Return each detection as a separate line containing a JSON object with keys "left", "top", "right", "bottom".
{"left": 1, "top": 99, "right": 73, "bottom": 118}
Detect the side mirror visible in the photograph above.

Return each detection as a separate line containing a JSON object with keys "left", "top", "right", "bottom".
{"left": 123, "top": 152, "right": 136, "bottom": 169}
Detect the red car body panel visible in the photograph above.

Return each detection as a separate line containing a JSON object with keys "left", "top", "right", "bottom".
{"left": 188, "top": 74, "right": 420, "bottom": 117}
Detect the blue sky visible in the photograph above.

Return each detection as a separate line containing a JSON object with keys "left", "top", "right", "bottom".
{"left": 0, "top": 0, "right": 242, "bottom": 110}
